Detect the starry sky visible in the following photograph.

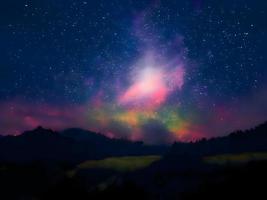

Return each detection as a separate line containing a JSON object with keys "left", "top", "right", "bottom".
{"left": 0, "top": 0, "right": 267, "bottom": 144}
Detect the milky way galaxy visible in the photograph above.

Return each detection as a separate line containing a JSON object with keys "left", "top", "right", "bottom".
{"left": 0, "top": 0, "right": 266, "bottom": 144}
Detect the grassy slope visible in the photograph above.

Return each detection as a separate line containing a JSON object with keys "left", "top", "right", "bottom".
{"left": 68, "top": 155, "right": 161, "bottom": 177}
{"left": 204, "top": 152, "right": 267, "bottom": 165}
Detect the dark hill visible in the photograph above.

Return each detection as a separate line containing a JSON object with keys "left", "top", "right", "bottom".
{"left": 61, "top": 128, "right": 110, "bottom": 142}
{"left": 0, "top": 127, "right": 78, "bottom": 162}
{"left": 168, "top": 121, "right": 267, "bottom": 158}
{"left": 0, "top": 126, "right": 167, "bottom": 163}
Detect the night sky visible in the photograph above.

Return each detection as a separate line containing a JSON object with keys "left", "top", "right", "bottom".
{"left": 0, "top": 0, "right": 266, "bottom": 144}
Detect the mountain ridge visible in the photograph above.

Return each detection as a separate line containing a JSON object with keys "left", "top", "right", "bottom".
{"left": 0, "top": 126, "right": 167, "bottom": 163}
{"left": 168, "top": 121, "right": 267, "bottom": 158}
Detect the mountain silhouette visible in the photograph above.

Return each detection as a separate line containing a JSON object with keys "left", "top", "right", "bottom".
{"left": 0, "top": 126, "right": 167, "bottom": 163}
{"left": 0, "top": 127, "right": 77, "bottom": 162}
{"left": 61, "top": 128, "right": 111, "bottom": 142}
{"left": 1, "top": 122, "right": 267, "bottom": 199}
{"left": 168, "top": 121, "right": 267, "bottom": 158}
{"left": 1, "top": 122, "right": 267, "bottom": 163}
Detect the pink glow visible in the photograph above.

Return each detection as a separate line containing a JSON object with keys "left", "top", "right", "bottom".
{"left": 119, "top": 67, "right": 168, "bottom": 109}
{"left": 118, "top": 64, "right": 185, "bottom": 109}
{"left": 0, "top": 100, "right": 88, "bottom": 135}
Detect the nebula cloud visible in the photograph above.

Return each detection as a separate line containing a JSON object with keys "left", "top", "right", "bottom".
{"left": 0, "top": 1, "right": 266, "bottom": 144}
{"left": 118, "top": 52, "right": 185, "bottom": 110}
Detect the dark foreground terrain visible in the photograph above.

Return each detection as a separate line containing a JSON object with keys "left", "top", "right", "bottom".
{"left": 0, "top": 122, "right": 267, "bottom": 199}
